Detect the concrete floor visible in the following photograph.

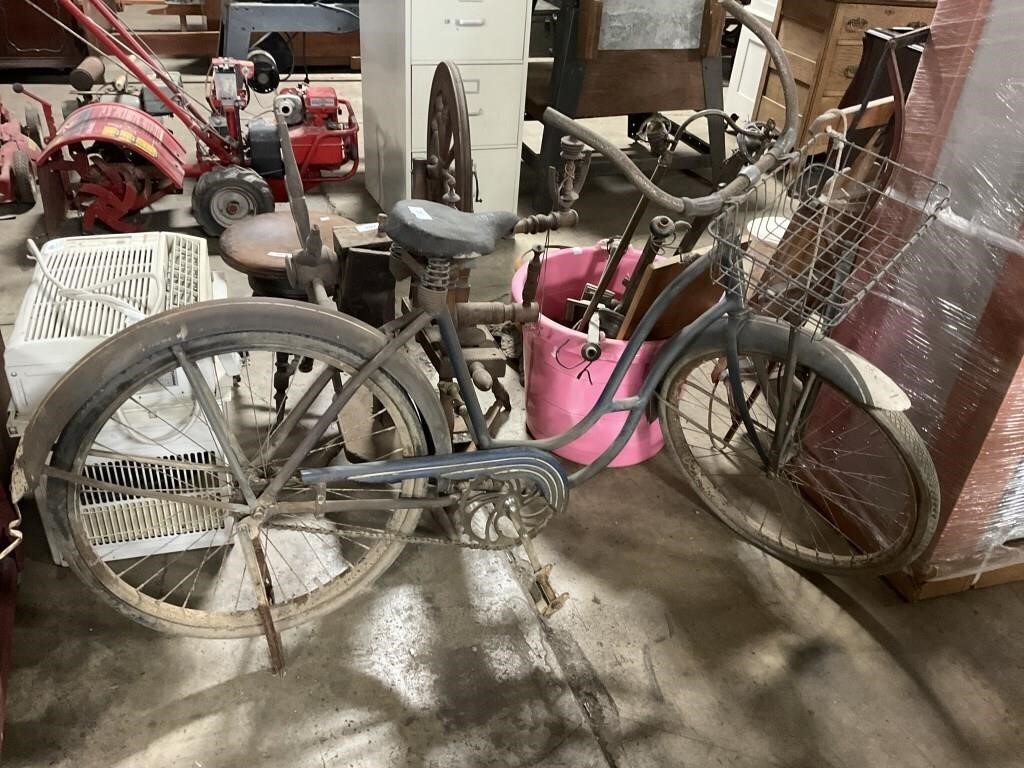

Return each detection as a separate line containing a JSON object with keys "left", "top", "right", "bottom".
{"left": 2, "top": 72, "right": 1024, "bottom": 768}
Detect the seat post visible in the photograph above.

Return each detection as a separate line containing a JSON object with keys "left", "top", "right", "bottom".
{"left": 416, "top": 255, "right": 453, "bottom": 313}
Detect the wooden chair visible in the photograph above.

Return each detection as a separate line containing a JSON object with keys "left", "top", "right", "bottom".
{"left": 524, "top": 0, "right": 727, "bottom": 199}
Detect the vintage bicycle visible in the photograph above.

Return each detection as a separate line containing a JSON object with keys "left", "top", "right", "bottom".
{"left": 11, "top": 2, "right": 947, "bottom": 669}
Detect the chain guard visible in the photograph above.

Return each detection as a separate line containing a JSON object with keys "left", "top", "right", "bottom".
{"left": 269, "top": 474, "right": 560, "bottom": 552}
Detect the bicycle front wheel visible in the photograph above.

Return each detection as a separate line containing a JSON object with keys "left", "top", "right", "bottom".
{"left": 44, "top": 327, "right": 430, "bottom": 638}
{"left": 659, "top": 339, "right": 939, "bottom": 575}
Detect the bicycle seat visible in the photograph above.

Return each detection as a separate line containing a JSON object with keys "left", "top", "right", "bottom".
{"left": 384, "top": 200, "right": 519, "bottom": 260}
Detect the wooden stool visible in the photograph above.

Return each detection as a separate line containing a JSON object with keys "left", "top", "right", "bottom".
{"left": 220, "top": 209, "right": 357, "bottom": 412}
{"left": 220, "top": 210, "right": 356, "bottom": 301}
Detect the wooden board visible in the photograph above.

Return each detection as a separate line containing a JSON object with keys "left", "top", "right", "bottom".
{"left": 145, "top": 3, "right": 203, "bottom": 15}
{"left": 125, "top": 29, "right": 360, "bottom": 65}
{"left": 615, "top": 252, "right": 721, "bottom": 340}
{"left": 527, "top": 50, "right": 706, "bottom": 118}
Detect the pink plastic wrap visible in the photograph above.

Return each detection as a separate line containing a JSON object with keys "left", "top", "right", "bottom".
{"left": 834, "top": 0, "right": 1024, "bottom": 592}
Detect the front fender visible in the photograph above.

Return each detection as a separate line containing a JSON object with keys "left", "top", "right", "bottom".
{"left": 657, "top": 315, "right": 911, "bottom": 412}
{"left": 11, "top": 298, "right": 452, "bottom": 503}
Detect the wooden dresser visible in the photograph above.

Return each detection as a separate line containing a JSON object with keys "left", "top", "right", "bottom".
{"left": 0, "top": 0, "right": 85, "bottom": 70}
{"left": 754, "top": 0, "right": 936, "bottom": 146}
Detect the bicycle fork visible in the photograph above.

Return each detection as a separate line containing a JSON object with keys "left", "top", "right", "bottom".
{"left": 722, "top": 321, "right": 817, "bottom": 475}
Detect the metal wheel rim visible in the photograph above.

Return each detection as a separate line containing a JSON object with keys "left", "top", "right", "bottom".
{"left": 210, "top": 186, "right": 261, "bottom": 228}
{"left": 661, "top": 349, "right": 920, "bottom": 569}
{"left": 51, "top": 332, "right": 427, "bottom": 637}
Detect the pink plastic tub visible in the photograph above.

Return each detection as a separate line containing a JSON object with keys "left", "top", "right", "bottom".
{"left": 511, "top": 241, "right": 664, "bottom": 467}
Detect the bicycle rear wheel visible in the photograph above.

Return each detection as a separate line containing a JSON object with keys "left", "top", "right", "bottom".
{"left": 44, "top": 328, "right": 429, "bottom": 637}
{"left": 659, "top": 339, "right": 939, "bottom": 575}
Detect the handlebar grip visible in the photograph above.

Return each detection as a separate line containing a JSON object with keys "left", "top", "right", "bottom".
{"left": 540, "top": 0, "right": 801, "bottom": 217}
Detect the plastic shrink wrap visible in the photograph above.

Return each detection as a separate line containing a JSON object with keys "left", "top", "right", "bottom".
{"left": 834, "top": 0, "right": 1024, "bottom": 597}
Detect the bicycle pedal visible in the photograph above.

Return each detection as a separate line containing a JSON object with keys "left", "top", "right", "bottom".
{"left": 529, "top": 563, "right": 570, "bottom": 618}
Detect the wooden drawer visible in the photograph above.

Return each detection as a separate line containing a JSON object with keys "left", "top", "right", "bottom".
{"left": 764, "top": 69, "right": 811, "bottom": 113}
{"left": 778, "top": 17, "right": 826, "bottom": 63}
{"left": 821, "top": 43, "right": 864, "bottom": 95}
{"left": 834, "top": 4, "right": 934, "bottom": 42}
{"left": 411, "top": 63, "right": 524, "bottom": 152}
{"left": 808, "top": 92, "right": 841, "bottom": 128}
{"left": 778, "top": 47, "right": 819, "bottom": 87}
{"left": 759, "top": 91, "right": 835, "bottom": 139}
{"left": 410, "top": 0, "right": 528, "bottom": 63}
{"left": 755, "top": 96, "right": 791, "bottom": 135}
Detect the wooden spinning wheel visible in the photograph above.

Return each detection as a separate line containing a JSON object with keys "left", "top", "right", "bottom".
{"left": 423, "top": 61, "right": 474, "bottom": 212}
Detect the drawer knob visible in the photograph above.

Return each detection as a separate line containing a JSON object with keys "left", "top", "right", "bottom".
{"left": 455, "top": 18, "right": 486, "bottom": 27}
{"left": 843, "top": 65, "right": 857, "bottom": 79}
{"left": 907, "top": 20, "right": 927, "bottom": 29}
{"left": 844, "top": 16, "right": 869, "bottom": 32}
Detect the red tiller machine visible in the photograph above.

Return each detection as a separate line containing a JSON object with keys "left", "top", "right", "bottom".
{"left": 24, "top": 0, "right": 359, "bottom": 235}
{"left": 0, "top": 97, "right": 41, "bottom": 211}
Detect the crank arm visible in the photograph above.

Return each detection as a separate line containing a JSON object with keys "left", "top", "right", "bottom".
{"left": 530, "top": 564, "right": 570, "bottom": 618}
{"left": 513, "top": 519, "right": 569, "bottom": 618}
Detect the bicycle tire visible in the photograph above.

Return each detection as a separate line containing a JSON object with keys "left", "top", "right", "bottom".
{"left": 659, "top": 338, "right": 939, "bottom": 575}
{"left": 45, "top": 325, "right": 431, "bottom": 638}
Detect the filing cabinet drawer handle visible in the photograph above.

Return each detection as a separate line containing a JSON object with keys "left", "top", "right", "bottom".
{"left": 844, "top": 16, "right": 869, "bottom": 32}
{"left": 468, "top": 108, "right": 484, "bottom": 117}
{"left": 455, "top": 18, "right": 486, "bottom": 27}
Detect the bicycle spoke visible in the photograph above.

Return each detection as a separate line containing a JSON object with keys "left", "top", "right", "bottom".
{"left": 54, "top": 333, "right": 426, "bottom": 638}
{"left": 173, "top": 346, "right": 257, "bottom": 506}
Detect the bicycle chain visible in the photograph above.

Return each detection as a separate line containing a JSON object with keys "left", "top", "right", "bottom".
{"left": 266, "top": 519, "right": 516, "bottom": 551}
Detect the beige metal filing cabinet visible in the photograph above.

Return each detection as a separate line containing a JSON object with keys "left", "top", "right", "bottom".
{"left": 359, "top": 0, "right": 532, "bottom": 213}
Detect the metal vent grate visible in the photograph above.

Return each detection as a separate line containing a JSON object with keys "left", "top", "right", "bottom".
{"left": 80, "top": 451, "right": 230, "bottom": 552}
{"left": 164, "top": 233, "right": 205, "bottom": 309}
{"left": 23, "top": 233, "right": 206, "bottom": 342}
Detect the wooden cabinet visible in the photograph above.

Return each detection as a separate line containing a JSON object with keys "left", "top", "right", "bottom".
{"left": 359, "top": 0, "right": 532, "bottom": 214}
{"left": 754, "top": 0, "right": 935, "bottom": 146}
{"left": 0, "top": 0, "right": 85, "bottom": 69}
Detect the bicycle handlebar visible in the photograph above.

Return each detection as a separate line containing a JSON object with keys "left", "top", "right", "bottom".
{"left": 540, "top": 0, "right": 800, "bottom": 217}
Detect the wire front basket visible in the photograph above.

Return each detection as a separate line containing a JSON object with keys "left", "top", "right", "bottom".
{"left": 709, "top": 131, "right": 950, "bottom": 335}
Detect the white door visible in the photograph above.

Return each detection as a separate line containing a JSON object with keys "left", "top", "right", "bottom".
{"left": 723, "top": 0, "right": 779, "bottom": 121}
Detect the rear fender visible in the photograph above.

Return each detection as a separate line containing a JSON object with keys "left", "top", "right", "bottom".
{"left": 11, "top": 299, "right": 451, "bottom": 502}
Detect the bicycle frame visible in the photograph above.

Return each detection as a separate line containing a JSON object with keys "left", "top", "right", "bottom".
{"left": 304, "top": 240, "right": 773, "bottom": 491}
